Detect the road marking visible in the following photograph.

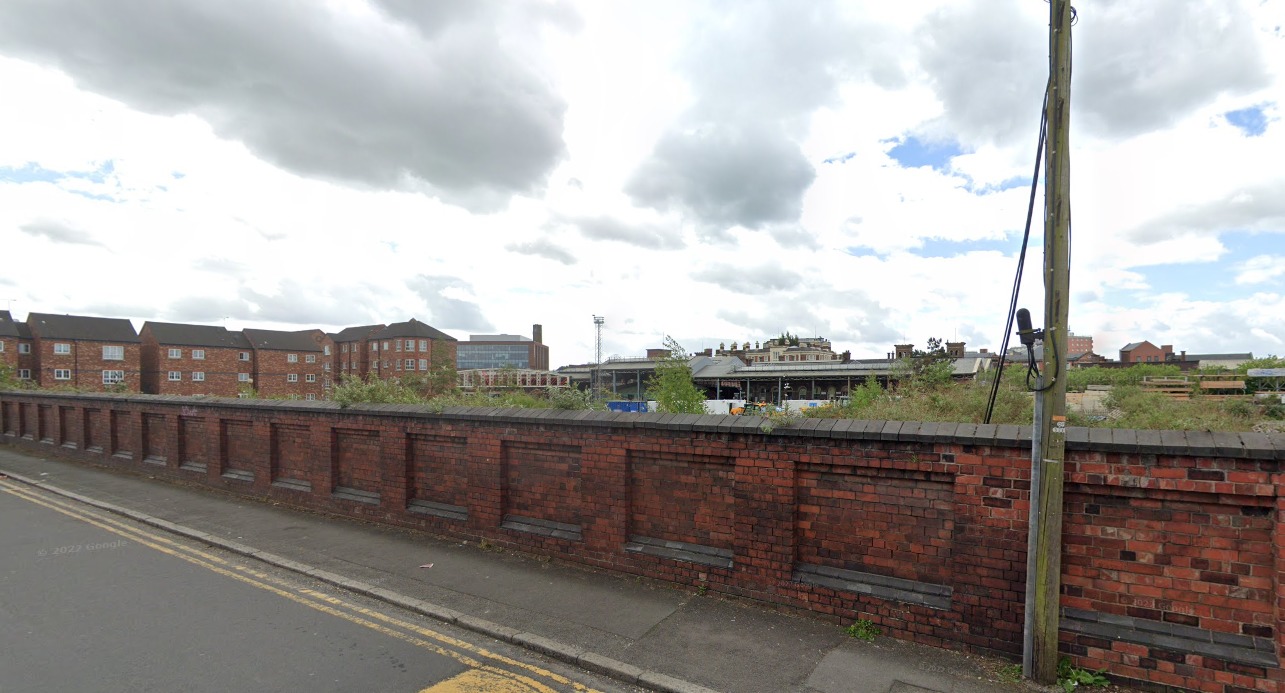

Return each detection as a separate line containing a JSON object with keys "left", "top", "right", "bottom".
{"left": 420, "top": 669, "right": 549, "bottom": 692}
{"left": 1, "top": 480, "right": 601, "bottom": 693}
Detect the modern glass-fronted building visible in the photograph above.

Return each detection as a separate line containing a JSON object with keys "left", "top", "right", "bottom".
{"left": 454, "top": 325, "right": 549, "bottom": 371}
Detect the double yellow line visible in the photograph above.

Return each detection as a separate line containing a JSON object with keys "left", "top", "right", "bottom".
{"left": 0, "top": 478, "right": 603, "bottom": 693}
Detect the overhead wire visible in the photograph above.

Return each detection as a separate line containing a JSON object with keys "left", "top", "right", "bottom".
{"left": 983, "top": 84, "right": 1049, "bottom": 423}
{"left": 984, "top": 1, "right": 1075, "bottom": 422}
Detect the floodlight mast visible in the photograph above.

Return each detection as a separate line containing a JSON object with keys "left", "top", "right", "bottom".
{"left": 593, "top": 316, "right": 605, "bottom": 395}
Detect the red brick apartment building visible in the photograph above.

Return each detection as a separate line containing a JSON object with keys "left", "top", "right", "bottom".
{"left": 0, "top": 311, "right": 36, "bottom": 380}
{"left": 1119, "top": 340, "right": 1174, "bottom": 363}
{"left": 1067, "top": 332, "right": 1093, "bottom": 355}
{"left": 243, "top": 329, "right": 332, "bottom": 400}
{"left": 140, "top": 322, "right": 255, "bottom": 397}
{"left": 25, "top": 313, "right": 141, "bottom": 392}
{"left": 330, "top": 324, "right": 384, "bottom": 381}
{"left": 368, "top": 319, "right": 456, "bottom": 380}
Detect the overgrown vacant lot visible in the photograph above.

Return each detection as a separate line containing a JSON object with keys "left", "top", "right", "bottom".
{"left": 801, "top": 361, "right": 1285, "bottom": 433}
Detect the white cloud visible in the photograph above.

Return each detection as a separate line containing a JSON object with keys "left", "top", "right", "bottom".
{"left": 0, "top": 0, "right": 1282, "bottom": 365}
{"left": 1236, "top": 255, "right": 1285, "bottom": 285}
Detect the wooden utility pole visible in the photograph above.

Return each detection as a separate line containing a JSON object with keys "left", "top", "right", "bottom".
{"left": 1025, "top": 0, "right": 1073, "bottom": 684}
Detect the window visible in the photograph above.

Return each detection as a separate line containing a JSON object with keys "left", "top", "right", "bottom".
{"left": 395, "top": 341, "right": 402, "bottom": 352}
{"left": 102, "top": 370, "right": 124, "bottom": 385}
{"left": 418, "top": 359, "right": 427, "bottom": 370}
{"left": 323, "top": 363, "right": 330, "bottom": 371}
{"left": 54, "top": 343, "right": 71, "bottom": 355}
{"left": 19, "top": 343, "right": 31, "bottom": 354}
{"left": 168, "top": 371, "right": 181, "bottom": 381}
{"left": 0, "top": 341, "right": 4, "bottom": 352}
{"left": 287, "top": 374, "right": 298, "bottom": 383}
{"left": 192, "top": 350, "right": 205, "bottom": 360}
{"left": 383, "top": 341, "right": 390, "bottom": 350}
{"left": 238, "top": 373, "right": 250, "bottom": 382}
{"left": 323, "top": 345, "right": 331, "bottom": 356}
{"left": 306, "top": 374, "right": 316, "bottom": 383}
{"left": 238, "top": 352, "right": 250, "bottom": 361}
{"left": 342, "top": 344, "right": 349, "bottom": 353}
{"left": 305, "top": 354, "right": 316, "bottom": 363}
{"left": 419, "top": 340, "right": 427, "bottom": 352}
{"left": 395, "top": 360, "right": 402, "bottom": 371}
{"left": 287, "top": 354, "right": 298, "bottom": 363}
{"left": 168, "top": 348, "right": 182, "bottom": 358}
{"left": 17, "top": 369, "right": 30, "bottom": 379}
{"left": 191, "top": 372, "right": 205, "bottom": 382}
{"left": 406, "top": 339, "right": 415, "bottom": 351}
{"left": 371, "top": 342, "right": 378, "bottom": 352}
{"left": 103, "top": 345, "right": 124, "bottom": 360}
{"left": 342, "top": 362, "right": 349, "bottom": 370}
{"left": 54, "top": 369, "right": 72, "bottom": 380}
{"left": 404, "top": 359, "right": 415, "bottom": 370}
{"left": 305, "top": 394, "right": 316, "bottom": 401}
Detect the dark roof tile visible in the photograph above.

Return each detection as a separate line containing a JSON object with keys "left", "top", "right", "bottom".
{"left": 372, "top": 319, "right": 455, "bottom": 341}
{"left": 242, "top": 328, "right": 324, "bottom": 352}
{"left": 28, "top": 312, "right": 140, "bottom": 343}
{"left": 332, "top": 324, "right": 386, "bottom": 342}
{"left": 143, "top": 322, "right": 252, "bottom": 349}
{"left": 0, "top": 310, "right": 19, "bottom": 338}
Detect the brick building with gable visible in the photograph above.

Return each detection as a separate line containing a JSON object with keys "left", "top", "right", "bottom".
{"left": 243, "top": 329, "right": 332, "bottom": 400}
{"left": 140, "top": 321, "right": 255, "bottom": 397}
{"left": 330, "top": 324, "right": 385, "bottom": 381}
{"left": 368, "top": 319, "right": 456, "bottom": 381}
{"left": 25, "top": 313, "right": 142, "bottom": 392}
{"left": 0, "top": 310, "right": 36, "bottom": 381}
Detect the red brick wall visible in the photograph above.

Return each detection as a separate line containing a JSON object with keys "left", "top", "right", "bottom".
{"left": 142, "top": 342, "right": 252, "bottom": 397}
{"left": 3, "top": 391, "right": 1283, "bottom": 693}
{"left": 502, "top": 440, "right": 581, "bottom": 527}
{"left": 408, "top": 433, "right": 469, "bottom": 508}
{"left": 0, "top": 337, "right": 15, "bottom": 370}
{"left": 797, "top": 465, "right": 955, "bottom": 585}
{"left": 221, "top": 419, "right": 257, "bottom": 478}
{"left": 253, "top": 350, "right": 325, "bottom": 399}
{"left": 0, "top": 337, "right": 35, "bottom": 375}
{"left": 178, "top": 415, "right": 208, "bottom": 469}
{"left": 629, "top": 451, "right": 734, "bottom": 550}
{"left": 271, "top": 423, "right": 313, "bottom": 486}
{"left": 33, "top": 340, "right": 141, "bottom": 392}
{"left": 369, "top": 338, "right": 454, "bottom": 382}
{"left": 334, "top": 428, "right": 381, "bottom": 494}
{"left": 335, "top": 337, "right": 375, "bottom": 381}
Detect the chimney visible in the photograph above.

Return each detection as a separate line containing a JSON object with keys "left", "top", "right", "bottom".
{"left": 532, "top": 324, "right": 543, "bottom": 343}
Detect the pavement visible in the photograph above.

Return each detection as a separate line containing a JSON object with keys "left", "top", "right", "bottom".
{"left": 0, "top": 445, "right": 1050, "bottom": 693}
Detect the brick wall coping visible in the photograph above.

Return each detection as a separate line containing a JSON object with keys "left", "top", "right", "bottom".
{"left": 3, "top": 390, "right": 1282, "bottom": 460}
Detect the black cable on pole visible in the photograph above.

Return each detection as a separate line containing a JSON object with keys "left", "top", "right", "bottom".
{"left": 984, "top": 85, "right": 1050, "bottom": 424}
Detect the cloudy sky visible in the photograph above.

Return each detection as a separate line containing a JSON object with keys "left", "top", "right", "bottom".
{"left": 1, "top": 0, "right": 1282, "bottom": 366}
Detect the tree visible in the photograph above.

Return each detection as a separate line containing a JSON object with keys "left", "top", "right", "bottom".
{"left": 893, "top": 337, "right": 955, "bottom": 389}
{"left": 0, "top": 362, "right": 17, "bottom": 390}
{"left": 646, "top": 336, "right": 706, "bottom": 414}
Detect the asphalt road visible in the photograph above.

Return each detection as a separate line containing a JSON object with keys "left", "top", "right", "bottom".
{"left": 0, "top": 478, "right": 631, "bottom": 693}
